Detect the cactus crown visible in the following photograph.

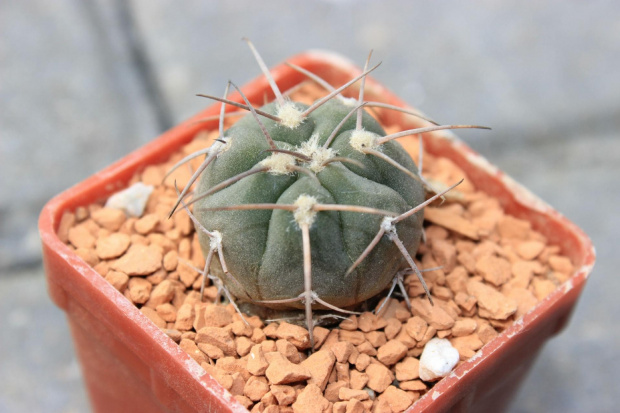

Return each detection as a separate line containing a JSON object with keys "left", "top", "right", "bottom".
{"left": 170, "top": 40, "right": 488, "bottom": 345}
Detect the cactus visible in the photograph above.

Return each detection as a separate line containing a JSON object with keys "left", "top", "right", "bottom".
{"left": 171, "top": 40, "right": 487, "bottom": 345}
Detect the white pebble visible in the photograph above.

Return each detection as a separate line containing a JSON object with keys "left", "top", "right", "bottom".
{"left": 419, "top": 338, "right": 460, "bottom": 381}
{"left": 105, "top": 182, "right": 154, "bottom": 217}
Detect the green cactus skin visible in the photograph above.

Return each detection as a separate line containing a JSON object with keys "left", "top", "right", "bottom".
{"left": 194, "top": 98, "right": 425, "bottom": 310}
{"left": 171, "top": 41, "right": 487, "bottom": 340}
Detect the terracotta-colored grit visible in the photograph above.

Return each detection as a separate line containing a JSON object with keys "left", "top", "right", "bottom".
{"left": 59, "top": 82, "right": 574, "bottom": 413}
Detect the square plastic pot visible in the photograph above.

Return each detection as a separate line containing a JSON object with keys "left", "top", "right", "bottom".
{"left": 39, "top": 50, "right": 595, "bottom": 413}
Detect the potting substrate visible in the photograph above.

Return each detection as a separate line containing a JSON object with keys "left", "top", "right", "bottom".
{"left": 55, "top": 80, "right": 580, "bottom": 413}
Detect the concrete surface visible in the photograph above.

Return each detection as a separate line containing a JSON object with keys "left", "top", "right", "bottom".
{"left": 1, "top": 1, "right": 618, "bottom": 412}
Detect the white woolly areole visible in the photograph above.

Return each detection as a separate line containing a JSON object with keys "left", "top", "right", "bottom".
{"left": 277, "top": 101, "right": 305, "bottom": 129}
{"left": 349, "top": 129, "right": 379, "bottom": 152}
{"left": 380, "top": 216, "right": 396, "bottom": 233}
{"left": 293, "top": 195, "right": 318, "bottom": 227}
{"left": 339, "top": 96, "right": 358, "bottom": 106}
{"left": 209, "top": 230, "right": 223, "bottom": 250}
{"left": 260, "top": 152, "right": 296, "bottom": 175}
{"left": 211, "top": 136, "right": 232, "bottom": 156}
{"left": 419, "top": 338, "right": 460, "bottom": 382}
{"left": 298, "top": 134, "right": 336, "bottom": 173}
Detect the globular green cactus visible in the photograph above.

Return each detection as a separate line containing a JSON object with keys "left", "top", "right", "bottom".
{"left": 171, "top": 40, "right": 486, "bottom": 344}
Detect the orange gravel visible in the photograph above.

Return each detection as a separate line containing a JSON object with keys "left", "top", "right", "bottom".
{"left": 60, "top": 82, "right": 575, "bottom": 412}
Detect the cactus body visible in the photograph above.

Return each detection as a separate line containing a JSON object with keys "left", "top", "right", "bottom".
{"left": 193, "top": 97, "right": 425, "bottom": 310}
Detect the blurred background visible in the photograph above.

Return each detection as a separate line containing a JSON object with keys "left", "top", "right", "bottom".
{"left": 1, "top": 1, "right": 618, "bottom": 411}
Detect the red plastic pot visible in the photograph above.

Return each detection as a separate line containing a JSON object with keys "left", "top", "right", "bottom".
{"left": 39, "top": 50, "right": 595, "bottom": 413}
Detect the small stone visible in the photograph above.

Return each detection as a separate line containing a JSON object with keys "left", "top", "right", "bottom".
{"left": 339, "top": 316, "right": 358, "bottom": 331}
{"left": 156, "top": 303, "right": 177, "bottom": 322}
{"left": 445, "top": 266, "right": 469, "bottom": 294}
{"left": 424, "top": 207, "right": 479, "bottom": 240}
{"left": 105, "top": 270, "right": 129, "bottom": 292}
{"left": 477, "top": 322, "right": 498, "bottom": 344}
{"left": 330, "top": 341, "right": 355, "bottom": 363}
{"left": 145, "top": 279, "right": 175, "bottom": 308}
{"left": 234, "top": 395, "right": 253, "bottom": 410}
{"left": 300, "top": 350, "right": 336, "bottom": 391}
{"left": 451, "top": 318, "right": 478, "bottom": 337}
{"left": 503, "top": 287, "right": 539, "bottom": 318}
{"left": 532, "top": 277, "right": 558, "bottom": 301}
{"left": 384, "top": 318, "right": 402, "bottom": 340}
{"left": 516, "top": 241, "right": 545, "bottom": 260}
{"left": 292, "top": 384, "right": 330, "bottom": 413}
{"left": 339, "top": 330, "right": 366, "bottom": 346}
{"left": 134, "top": 213, "right": 160, "bottom": 234}
{"left": 339, "top": 387, "right": 369, "bottom": 401}
{"left": 475, "top": 255, "right": 511, "bottom": 287}
{"left": 354, "top": 353, "right": 371, "bottom": 371}
{"left": 450, "top": 334, "right": 483, "bottom": 360}
{"left": 195, "top": 327, "right": 236, "bottom": 356}
{"left": 261, "top": 340, "right": 277, "bottom": 353}
{"left": 378, "top": 385, "right": 415, "bottom": 413}
{"left": 57, "top": 212, "right": 76, "bottom": 243}
{"left": 105, "top": 182, "right": 153, "bottom": 217}
{"left": 265, "top": 353, "right": 311, "bottom": 385}
{"left": 372, "top": 398, "right": 392, "bottom": 413}
{"left": 365, "top": 363, "right": 393, "bottom": 393}
{"left": 247, "top": 344, "right": 269, "bottom": 376}
{"left": 467, "top": 280, "right": 517, "bottom": 320}
{"left": 164, "top": 329, "right": 182, "bottom": 343}
{"left": 548, "top": 255, "right": 574, "bottom": 275}
{"left": 174, "top": 303, "right": 195, "bottom": 331}
{"left": 410, "top": 298, "right": 455, "bottom": 330}
{"left": 68, "top": 225, "right": 96, "bottom": 249}
{"left": 275, "top": 322, "right": 311, "bottom": 350}
{"left": 377, "top": 340, "right": 408, "bottom": 365}
{"left": 140, "top": 306, "right": 166, "bottom": 329}
{"left": 312, "top": 326, "right": 330, "bottom": 350}
{"left": 431, "top": 239, "right": 457, "bottom": 273}
{"left": 231, "top": 320, "right": 253, "bottom": 338}
{"left": 235, "top": 337, "right": 254, "bottom": 357}
{"left": 324, "top": 381, "right": 349, "bottom": 403}
{"left": 399, "top": 379, "right": 427, "bottom": 392}
{"left": 356, "top": 341, "right": 377, "bottom": 356}
{"left": 345, "top": 399, "right": 365, "bottom": 413}
{"left": 127, "top": 277, "right": 152, "bottom": 304}
{"left": 163, "top": 250, "right": 178, "bottom": 271}
{"left": 178, "top": 262, "right": 199, "bottom": 287}
{"left": 197, "top": 343, "right": 224, "bottom": 359}
{"left": 270, "top": 385, "right": 297, "bottom": 406}
{"left": 244, "top": 376, "right": 270, "bottom": 401}
{"left": 194, "top": 303, "right": 233, "bottom": 330}
{"left": 365, "top": 331, "right": 387, "bottom": 348}
{"left": 74, "top": 247, "right": 99, "bottom": 267}
{"left": 333, "top": 401, "right": 347, "bottom": 413}
{"left": 395, "top": 327, "right": 417, "bottom": 349}
{"left": 91, "top": 207, "right": 126, "bottom": 231}
{"left": 357, "top": 312, "right": 386, "bottom": 332}
{"left": 454, "top": 292, "right": 477, "bottom": 312}
{"left": 111, "top": 244, "right": 162, "bottom": 276}
{"left": 419, "top": 338, "right": 460, "bottom": 381}
{"left": 335, "top": 362, "right": 350, "bottom": 383}
{"left": 277, "top": 339, "right": 301, "bottom": 363}
{"left": 179, "top": 339, "right": 207, "bottom": 365}
{"left": 405, "top": 316, "right": 428, "bottom": 342}
{"left": 497, "top": 216, "right": 530, "bottom": 240}
{"left": 349, "top": 370, "right": 368, "bottom": 390}
{"left": 394, "top": 357, "right": 420, "bottom": 381}
{"left": 215, "top": 356, "right": 250, "bottom": 381}
{"left": 95, "top": 233, "right": 131, "bottom": 259}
